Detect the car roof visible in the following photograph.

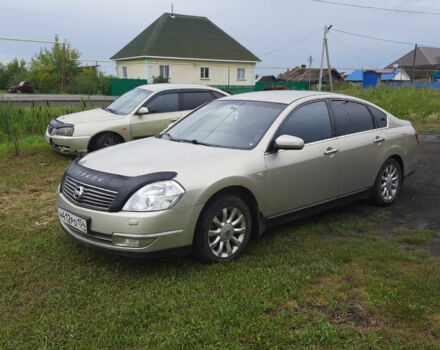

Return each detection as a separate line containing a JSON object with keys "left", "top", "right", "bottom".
{"left": 136, "top": 83, "right": 226, "bottom": 93}
{"left": 219, "top": 90, "right": 348, "bottom": 104}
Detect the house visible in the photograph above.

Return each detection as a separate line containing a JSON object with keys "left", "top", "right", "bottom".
{"left": 281, "top": 65, "right": 343, "bottom": 88}
{"left": 111, "top": 13, "right": 260, "bottom": 86}
{"left": 256, "top": 75, "right": 279, "bottom": 82}
{"left": 346, "top": 68, "right": 410, "bottom": 86}
{"left": 385, "top": 47, "right": 440, "bottom": 82}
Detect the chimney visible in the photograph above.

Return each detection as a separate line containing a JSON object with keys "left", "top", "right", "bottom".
{"left": 301, "top": 64, "right": 306, "bottom": 70}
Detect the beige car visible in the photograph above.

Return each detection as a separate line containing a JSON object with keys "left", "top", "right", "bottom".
{"left": 56, "top": 91, "right": 418, "bottom": 262}
{"left": 45, "top": 84, "right": 227, "bottom": 154}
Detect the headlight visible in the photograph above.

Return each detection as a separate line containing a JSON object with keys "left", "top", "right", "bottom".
{"left": 55, "top": 127, "right": 74, "bottom": 136}
{"left": 122, "top": 181, "right": 185, "bottom": 212}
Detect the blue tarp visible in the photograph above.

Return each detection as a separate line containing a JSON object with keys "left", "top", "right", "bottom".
{"left": 346, "top": 68, "right": 403, "bottom": 82}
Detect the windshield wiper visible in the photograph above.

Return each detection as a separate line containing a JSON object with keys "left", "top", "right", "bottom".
{"left": 161, "top": 132, "right": 182, "bottom": 142}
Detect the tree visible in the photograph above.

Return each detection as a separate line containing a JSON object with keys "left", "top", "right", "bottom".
{"left": 28, "top": 35, "right": 80, "bottom": 92}
{"left": 0, "top": 58, "right": 28, "bottom": 89}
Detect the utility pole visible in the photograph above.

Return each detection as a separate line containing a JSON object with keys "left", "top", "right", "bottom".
{"left": 308, "top": 55, "right": 313, "bottom": 90}
{"left": 318, "top": 25, "right": 333, "bottom": 91}
{"left": 411, "top": 43, "right": 418, "bottom": 85}
{"left": 61, "top": 42, "right": 66, "bottom": 92}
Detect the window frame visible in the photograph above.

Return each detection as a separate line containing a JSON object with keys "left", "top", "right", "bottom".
{"left": 328, "top": 99, "right": 377, "bottom": 137}
{"left": 237, "top": 68, "right": 246, "bottom": 81}
{"left": 121, "top": 66, "right": 128, "bottom": 78}
{"left": 159, "top": 65, "right": 170, "bottom": 79}
{"left": 200, "top": 67, "right": 210, "bottom": 80}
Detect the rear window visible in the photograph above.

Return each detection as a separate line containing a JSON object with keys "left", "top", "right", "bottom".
{"left": 368, "top": 105, "right": 388, "bottom": 128}
{"left": 330, "top": 100, "right": 375, "bottom": 136}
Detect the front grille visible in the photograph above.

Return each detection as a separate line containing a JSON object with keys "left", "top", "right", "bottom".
{"left": 62, "top": 175, "right": 117, "bottom": 211}
{"left": 47, "top": 125, "right": 54, "bottom": 135}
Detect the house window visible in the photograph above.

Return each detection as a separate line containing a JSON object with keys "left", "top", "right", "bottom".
{"left": 200, "top": 67, "right": 210, "bottom": 80}
{"left": 159, "top": 65, "right": 170, "bottom": 79}
{"left": 237, "top": 68, "right": 246, "bottom": 80}
{"left": 122, "top": 66, "right": 127, "bottom": 78}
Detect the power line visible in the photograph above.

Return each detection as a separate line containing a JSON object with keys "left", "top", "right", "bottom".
{"left": 258, "top": 29, "right": 322, "bottom": 57}
{"left": 328, "top": 32, "right": 370, "bottom": 67}
{"left": 332, "top": 28, "right": 415, "bottom": 45}
{"left": 311, "top": 0, "right": 440, "bottom": 15}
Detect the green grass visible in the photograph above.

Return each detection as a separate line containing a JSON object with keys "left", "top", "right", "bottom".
{"left": 336, "top": 85, "right": 440, "bottom": 133}
{"left": 1, "top": 139, "right": 440, "bottom": 349}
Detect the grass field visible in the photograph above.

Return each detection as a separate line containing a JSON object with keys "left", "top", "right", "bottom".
{"left": 0, "top": 138, "right": 439, "bottom": 349}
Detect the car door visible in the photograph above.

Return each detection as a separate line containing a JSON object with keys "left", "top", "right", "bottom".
{"left": 329, "top": 100, "right": 387, "bottom": 195}
{"left": 180, "top": 90, "right": 223, "bottom": 117}
{"left": 264, "top": 100, "right": 340, "bottom": 216}
{"left": 130, "top": 91, "right": 182, "bottom": 139}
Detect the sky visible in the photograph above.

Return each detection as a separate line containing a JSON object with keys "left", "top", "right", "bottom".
{"left": 0, "top": 0, "right": 439, "bottom": 76}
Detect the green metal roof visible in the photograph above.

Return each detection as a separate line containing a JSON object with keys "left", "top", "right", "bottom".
{"left": 111, "top": 13, "right": 260, "bottom": 62}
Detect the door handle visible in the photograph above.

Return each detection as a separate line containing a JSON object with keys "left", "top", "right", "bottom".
{"left": 374, "top": 136, "right": 386, "bottom": 144}
{"left": 324, "top": 147, "right": 339, "bottom": 156}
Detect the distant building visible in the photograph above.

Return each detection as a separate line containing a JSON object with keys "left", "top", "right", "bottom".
{"left": 111, "top": 13, "right": 260, "bottom": 86}
{"left": 346, "top": 68, "right": 410, "bottom": 86}
{"left": 281, "top": 65, "right": 342, "bottom": 88}
{"left": 385, "top": 47, "right": 440, "bottom": 82}
{"left": 256, "top": 75, "right": 279, "bottom": 82}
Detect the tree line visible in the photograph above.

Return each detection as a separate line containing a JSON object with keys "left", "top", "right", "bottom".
{"left": 0, "top": 36, "right": 111, "bottom": 95}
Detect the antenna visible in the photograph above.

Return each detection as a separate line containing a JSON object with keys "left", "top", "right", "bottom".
{"left": 170, "top": 4, "right": 175, "bottom": 18}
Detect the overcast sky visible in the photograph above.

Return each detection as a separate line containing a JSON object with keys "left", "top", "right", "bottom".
{"left": 0, "top": 0, "right": 439, "bottom": 76}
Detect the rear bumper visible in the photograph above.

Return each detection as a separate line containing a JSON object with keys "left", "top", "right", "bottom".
{"left": 45, "top": 131, "right": 90, "bottom": 154}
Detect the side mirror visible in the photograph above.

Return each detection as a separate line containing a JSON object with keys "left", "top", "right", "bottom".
{"left": 136, "top": 107, "right": 149, "bottom": 115}
{"left": 274, "top": 135, "right": 304, "bottom": 150}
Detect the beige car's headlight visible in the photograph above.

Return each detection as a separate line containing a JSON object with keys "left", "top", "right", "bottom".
{"left": 54, "top": 126, "right": 74, "bottom": 136}
{"left": 122, "top": 181, "right": 185, "bottom": 212}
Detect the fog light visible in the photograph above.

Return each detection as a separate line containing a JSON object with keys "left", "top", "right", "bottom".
{"left": 112, "top": 234, "right": 154, "bottom": 248}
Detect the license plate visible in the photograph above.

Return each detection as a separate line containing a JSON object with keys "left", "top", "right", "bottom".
{"left": 58, "top": 207, "right": 88, "bottom": 234}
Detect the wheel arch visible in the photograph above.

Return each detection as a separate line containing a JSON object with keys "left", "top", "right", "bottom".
{"left": 194, "top": 185, "right": 265, "bottom": 243}
{"left": 87, "top": 131, "right": 126, "bottom": 152}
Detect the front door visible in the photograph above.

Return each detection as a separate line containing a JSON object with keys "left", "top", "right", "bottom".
{"left": 264, "top": 101, "right": 340, "bottom": 217}
{"left": 130, "top": 91, "right": 182, "bottom": 139}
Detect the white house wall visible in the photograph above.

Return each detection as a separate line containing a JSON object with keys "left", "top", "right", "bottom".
{"left": 117, "top": 58, "right": 256, "bottom": 85}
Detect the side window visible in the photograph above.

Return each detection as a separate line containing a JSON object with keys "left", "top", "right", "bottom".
{"left": 368, "top": 105, "right": 388, "bottom": 128}
{"left": 145, "top": 93, "right": 178, "bottom": 113}
{"left": 122, "top": 66, "right": 127, "bottom": 78}
{"left": 276, "top": 101, "right": 333, "bottom": 144}
{"left": 181, "top": 91, "right": 216, "bottom": 110}
{"left": 331, "top": 100, "right": 375, "bottom": 136}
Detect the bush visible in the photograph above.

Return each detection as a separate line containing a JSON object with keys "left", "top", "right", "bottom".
{"left": 67, "top": 68, "right": 112, "bottom": 95}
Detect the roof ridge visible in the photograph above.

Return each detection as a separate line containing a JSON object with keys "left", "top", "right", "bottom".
{"left": 163, "top": 12, "right": 208, "bottom": 19}
{"left": 145, "top": 13, "right": 168, "bottom": 54}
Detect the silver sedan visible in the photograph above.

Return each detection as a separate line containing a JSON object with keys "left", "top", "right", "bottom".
{"left": 56, "top": 91, "right": 418, "bottom": 262}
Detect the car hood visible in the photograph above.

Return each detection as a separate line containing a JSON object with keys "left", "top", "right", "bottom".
{"left": 78, "top": 137, "right": 246, "bottom": 177}
{"left": 57, "top": 108, "right": 122, "bottom": 124}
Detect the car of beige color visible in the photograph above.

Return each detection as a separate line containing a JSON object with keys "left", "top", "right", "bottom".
{"left": 56, "top": 90, "right": 418, "bottom": 263}
{"left": 45, "top": 84, "right": 228, "bottom": 154}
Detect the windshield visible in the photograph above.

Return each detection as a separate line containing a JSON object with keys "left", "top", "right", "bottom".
{"left": 19, "top": 81, "right": 25, "bottom": 86}
{"left": 163, "top": 100, "right": 286, "bottom": 149}
{"left": 105, "top": 88, "right": 152, "bottom": 115}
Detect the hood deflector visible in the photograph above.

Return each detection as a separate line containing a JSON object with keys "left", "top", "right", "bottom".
{"left": 64, "top": 160, "right": 177, "bottom": 211}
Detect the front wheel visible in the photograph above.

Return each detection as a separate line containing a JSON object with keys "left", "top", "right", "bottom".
{"left": 372, "top": 158, "right": 402, "bottom": 206}
{"left": 193, "top": 194, "right": 252, "bottom": 263}
{"left": 89, "top": 132, "right": 123, "bottom": 152}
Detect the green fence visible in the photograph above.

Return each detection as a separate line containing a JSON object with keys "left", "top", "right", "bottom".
{"left": 211, "top": 81, "right": 309, "bottom": 95}
{"left": 110, "top": 78, "right": 148, "bottom": 96}
{"left": 110, "top": 79, "right": 309, "bottom": 96}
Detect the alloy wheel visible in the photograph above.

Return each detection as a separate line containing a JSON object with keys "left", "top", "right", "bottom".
{"left": 380, "top": 163, "right": 400, "bottom": 201}
{"left": 208, "top": 207, "right": 247, "bottom": 258}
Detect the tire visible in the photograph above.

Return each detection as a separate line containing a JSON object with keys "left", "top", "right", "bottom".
{"left": 193, "top": 194, "right": 252, "bottom": 263}
{"left": 89, "top": 132, "right": 123, "bottom": 152}
{"left": 372, "top": 158, "right": 402, "bottom": 206}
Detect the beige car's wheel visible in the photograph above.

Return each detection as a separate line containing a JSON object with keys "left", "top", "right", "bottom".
{"left": 89, "top": 132, "right": 123, "bottom": 152}
{"left": 193, "top": 194, "right": 252, "bottom": 263}
{"left": 372, "top": 158, "right": 402, "bottom": 206}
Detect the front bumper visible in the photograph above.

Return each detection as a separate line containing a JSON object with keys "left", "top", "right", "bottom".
{"left": 57, "top": 191, "right": 203, "bottom": 256}
{"left": 45, "top": 130, "right": 90, "bottom": 154}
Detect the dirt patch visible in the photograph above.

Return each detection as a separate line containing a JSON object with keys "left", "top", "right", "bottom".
{"left": 375, "top": 136, "right": 440, "bottom": 256}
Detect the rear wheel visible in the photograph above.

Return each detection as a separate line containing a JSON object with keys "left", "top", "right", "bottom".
{"left": 89, "top": 132, "right": 123, "bottom": 152}
{"left": 193, "top": 194, "right": 252, "bottom": 263}
{"left": 372, "top": 158, "right": 402, "bottom": 206}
